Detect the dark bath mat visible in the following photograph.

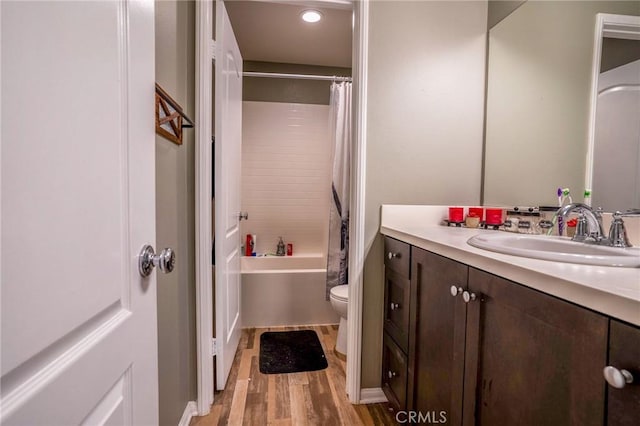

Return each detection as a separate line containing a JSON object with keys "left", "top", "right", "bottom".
{"left": 259, "top": 330, "right": 328, "bottom": 374}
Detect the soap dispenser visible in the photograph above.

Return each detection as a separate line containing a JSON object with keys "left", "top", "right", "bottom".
{"left": 276, "top": 237, "right": 286, "bottom": 256}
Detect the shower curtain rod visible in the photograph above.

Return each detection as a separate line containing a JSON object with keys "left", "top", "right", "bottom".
{"left": 242, "top": 71, "right": 352, "bottom": 82}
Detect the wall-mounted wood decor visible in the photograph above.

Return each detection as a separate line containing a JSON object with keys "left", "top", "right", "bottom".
{"left": 155, "top": 83, "right": 194, "bottom": 145}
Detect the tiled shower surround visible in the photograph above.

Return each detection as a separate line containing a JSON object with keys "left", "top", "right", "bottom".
{"left": 241, "top": 101, "right": 331, "bottom": 257}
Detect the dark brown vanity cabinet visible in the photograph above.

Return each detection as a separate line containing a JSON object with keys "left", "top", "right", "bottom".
{"left": 385, "top": 239, "right": 639, "bottom": 425}
{"left": 381, "top": 237, "right": 411, "bottom": 409}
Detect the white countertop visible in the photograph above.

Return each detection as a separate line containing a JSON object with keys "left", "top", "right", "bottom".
{"left": 380, "top": 205, "right": 640, "bottom": 326}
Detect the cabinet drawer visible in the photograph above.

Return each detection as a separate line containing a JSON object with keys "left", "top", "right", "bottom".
{"left": 384, "top": 268, "right": 410, "bottom": 353}
{"left": 382, "top": 332, "right": 408, "bottom": 411}
{"left": 384, "top": 237, "right": 410, "bottom": 278}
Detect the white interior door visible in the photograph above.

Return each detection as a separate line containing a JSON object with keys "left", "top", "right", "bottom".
{"left": 1, "top": 1, "right": 158, "bottom": 425}
{"left": 214, "top": 0, "right": 243, "bottom": 390}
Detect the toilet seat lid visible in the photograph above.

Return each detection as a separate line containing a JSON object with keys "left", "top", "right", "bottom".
{"left": 330, "top": 285, "right": 349, "bottom": 302}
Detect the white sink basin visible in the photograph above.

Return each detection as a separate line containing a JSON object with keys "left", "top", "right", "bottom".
{"left": 467, "top": 233, "right": 640, "bottom": 267}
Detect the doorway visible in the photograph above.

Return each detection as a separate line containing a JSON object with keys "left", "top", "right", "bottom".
{"left": 194, "top": 0, "right": 370, "bottom": 413}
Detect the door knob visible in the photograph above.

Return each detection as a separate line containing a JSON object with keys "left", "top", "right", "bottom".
{"left": 238, "top": 212, "right": 248, "bottom": 221}
{"left": 138, "top": 245, "right": 176, "bottom": 277}
{"left": 387, "top": 252, "right": 400, "bottom": 260}
{"left": 603, "top": 366, "right": 634, "bottom": 389}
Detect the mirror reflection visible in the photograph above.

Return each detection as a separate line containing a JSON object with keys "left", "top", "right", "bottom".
{"left": 590, "top": 21, "right": 640, "bottom": 211}
{"left": 483, "top": 1, "right": 640, "bottom": 210}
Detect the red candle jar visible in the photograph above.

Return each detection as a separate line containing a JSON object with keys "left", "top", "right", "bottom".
{"left": 468, "top": 207, "right": 484, "bottom": 221}
{"left": 287, "top": 243, "right": 293, "bottom": 256}
{"left": 485, "top": 208, "right": 504, "bottom": 225}
{"left": 448, "top": 207, "right": 464, "bottom": 223}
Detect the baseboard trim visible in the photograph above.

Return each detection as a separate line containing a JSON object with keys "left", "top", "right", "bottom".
{"left": 359, "top": 388, "right": 388, "bottom": 404}
{"left": 178, "top": 401, "right": 198, "bottom": 426}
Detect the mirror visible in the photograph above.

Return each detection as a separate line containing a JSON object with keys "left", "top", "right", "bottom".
{"left": 483, "top": 1, "right": 640, "bottom": 209}
{"left": 586, "top": 14, "right": 640, "bottom": 211}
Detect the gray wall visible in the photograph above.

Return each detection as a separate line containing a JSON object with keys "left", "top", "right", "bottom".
{"left": 361, "top": 0, "right": 487, "bottom": 388}
{"left": 243, "top": 61, "right": 351, "bottom": 104}
{"left": 155, "top": 1, "right": 197, "bottom": 424}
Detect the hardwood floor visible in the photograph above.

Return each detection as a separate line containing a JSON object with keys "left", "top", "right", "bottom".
{"left": 190, "top": 325, "right": 397, "bottom": 425}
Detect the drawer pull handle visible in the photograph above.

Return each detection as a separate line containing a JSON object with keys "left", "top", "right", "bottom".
{"left": 388, "top": 252, "right": 401, "bottom": 260}
{"left": 388, "top": 370, "right": 397, "bottom": 379}
{"left": 450, "top": 286, "right": 463, "bottom": 297}
{"left": 390, "top": 302, "right": 400, "bottom": 311}
{"left": 462, "top": 291, "right": 477, "bottom": 303}
{"left": 604, "top": 366, "right": 634, "bottom": 389}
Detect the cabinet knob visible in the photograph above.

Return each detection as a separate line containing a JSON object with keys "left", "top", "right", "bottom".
{"left": 604, "top": 366, "right": 634, "bottom": 389}
{"left": 390, "top": 302, "right": 400, "bottom": 311}
{"left": 388, "top": 370, "right": 397, "bottom": 379}
{"left": 388, "top": 252, "right": 401, "bottom": 260}
{"left": 462, "top": 291, "right": 477, "bottom": 303}
{"left": 450, "top": 286, "right": 463, "bottom": 297}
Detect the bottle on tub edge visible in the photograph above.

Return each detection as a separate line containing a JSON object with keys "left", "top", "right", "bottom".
{"left": 245, "top": 234, "right": 255, "bottom": 257}
{"left": 276, "top": 237, "right": 286, "bottom": 256}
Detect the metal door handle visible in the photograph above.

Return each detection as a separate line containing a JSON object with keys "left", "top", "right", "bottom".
{"left": 138, "top": 245, "right": 176, "bottom": 277}
{"left": 388, "top": 370, "right": 397, "bottom": 379}
{"left": 390, "top": 302, "right": 400, "bottom": 311}
{"left": 387, "top": 252, "right": 400, "bottom": 260}
{"left": 238, "top": 212, "right": 248, "bottom": 221}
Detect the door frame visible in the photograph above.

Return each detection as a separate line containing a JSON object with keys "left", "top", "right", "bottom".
{"left": 346, "top": 0, "right": 369, "bottom": 404}
{"left": 194, "top": 0, "right": 214, "bottom": 414}
{"left": 193, "top": 0, "right": 370, "bottom": 413}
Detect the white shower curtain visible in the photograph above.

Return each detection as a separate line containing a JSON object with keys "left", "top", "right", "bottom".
{"left": 326, "top": 82, "right": 352, "bottom": 299}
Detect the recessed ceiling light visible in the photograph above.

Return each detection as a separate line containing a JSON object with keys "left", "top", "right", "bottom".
{"left": 301, "top": 10, "right": 322, "bottom": 23}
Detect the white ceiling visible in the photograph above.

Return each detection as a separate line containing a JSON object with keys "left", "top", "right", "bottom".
{"left": 224, "top": 0, "right": 353, "bottom": 68}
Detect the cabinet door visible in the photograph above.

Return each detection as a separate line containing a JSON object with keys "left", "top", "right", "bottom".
{"left": 465, "top": 268, "right": 608, "bottom": 426}
{"left": 384, "top": 267, "right": 411, "bottom": 352}
{"left": 411, "top": 249, "right": 468, "bottom": 425}
{"left": 607, "top": 320, "right": 640, "bottom": 426}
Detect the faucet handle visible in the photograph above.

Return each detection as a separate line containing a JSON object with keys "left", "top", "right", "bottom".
{"left": 608, "top": 211, "right": 632, "bottom": 248}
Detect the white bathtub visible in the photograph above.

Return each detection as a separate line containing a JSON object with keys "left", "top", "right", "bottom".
{"left": 240, "top": 255, "right": 339, "bottom": 327}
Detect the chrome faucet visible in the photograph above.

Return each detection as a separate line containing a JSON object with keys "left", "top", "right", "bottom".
{"left": 556, "top": 204, "right": 636, "bottom": 248}
{"left": 556, "top": 203, "right": 605, "bottom": 243}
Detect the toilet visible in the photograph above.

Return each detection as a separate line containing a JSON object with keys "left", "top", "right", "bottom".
{"left": 329, "top": 284, "right": 349, "bottom": 356}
